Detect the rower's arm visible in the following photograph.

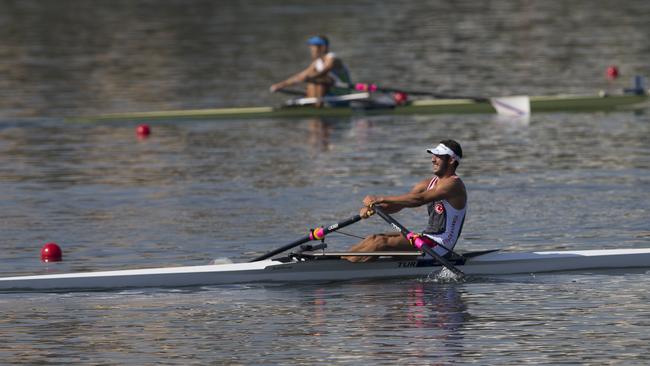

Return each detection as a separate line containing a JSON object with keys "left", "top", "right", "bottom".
{"left": 365, "top": 178, "right": 431, "bottom": 214}
{"left": 372, "top": 179, "right": 454, "bottom": 210}
{"left": 270, "top": 63, "right": 316, "bottom": 91}
{"left": 305, "top": 55, "right": 336, "bottom": 81}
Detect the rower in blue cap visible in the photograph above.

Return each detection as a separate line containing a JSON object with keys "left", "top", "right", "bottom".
{"left": 270, "top": 35, "right": 351, "bottom": 103}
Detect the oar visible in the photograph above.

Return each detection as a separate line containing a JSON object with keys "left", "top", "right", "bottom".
{"left": 250, "top": 214, "right": 362, "bottom": 262}
{"left": 353, "top": 83, "right": 530, "bottom": 116}
{"left": 274, "top": 88, "right": 371, "bottom": 106}
{"left": 372, "top": 206, "right": 465, "bottom": 277}
{"left": 278, "top": 83, "right": 486, "bottom": 101}
{"left": 275, "top": 83, "right": 529, "bottom": 116}
{"left": 352, "top": 82, "right": 488, "bottom": 101}
{"left": 275, "top": 88, "right": 306, "bottom": 97}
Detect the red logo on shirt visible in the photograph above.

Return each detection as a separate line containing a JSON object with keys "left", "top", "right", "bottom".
{"left": 435, "top": 203, "right": 445, "bottom": 214}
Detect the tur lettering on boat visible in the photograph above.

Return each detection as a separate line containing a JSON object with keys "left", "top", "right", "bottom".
{"left": 398, "top": 261, "right": 417, "bottom": 268}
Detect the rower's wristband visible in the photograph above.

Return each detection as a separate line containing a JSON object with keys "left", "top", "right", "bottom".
{"left": 407, "top": 232, "right": 434, "bottom": 249}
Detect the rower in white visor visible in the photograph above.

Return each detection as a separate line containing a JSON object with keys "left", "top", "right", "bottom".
{"left": 345, "top": 140, "right": 467, "bottom": 262}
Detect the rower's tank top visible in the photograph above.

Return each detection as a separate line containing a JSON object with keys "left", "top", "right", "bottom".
{"left": 314, "top": 52, "right": 351, "bottom": 92}
{"left": 422, "top": 176, "right": 467, "bottom": 256}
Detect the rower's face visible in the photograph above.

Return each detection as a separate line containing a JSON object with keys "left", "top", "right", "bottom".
{"left": 309, "top": 45, "right": 326, "bottom": 59}
{"left": 431, "top": 154, "right": 449, "bottom": 175}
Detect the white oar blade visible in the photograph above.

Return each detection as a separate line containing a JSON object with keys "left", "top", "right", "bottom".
{"left": 490, "top": 95, "right": 530, "bottom": 116}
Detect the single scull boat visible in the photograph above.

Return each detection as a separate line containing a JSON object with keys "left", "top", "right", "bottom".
{"left": 1, "top": 248, "right": 650, "bottom": 291}
{"left": 75, "top": 91, "right": 648, "bottom": 122}
{"left": 3, "top": 212, "right": 649, "bottom": 292}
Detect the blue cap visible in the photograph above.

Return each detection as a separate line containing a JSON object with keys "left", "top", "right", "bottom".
{"left": 307, "top": 36, "right": 328, "bottom": 46}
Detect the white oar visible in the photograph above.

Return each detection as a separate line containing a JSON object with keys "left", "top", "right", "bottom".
{"left": 490, "top": 95, "right": 530, "bottom": 116}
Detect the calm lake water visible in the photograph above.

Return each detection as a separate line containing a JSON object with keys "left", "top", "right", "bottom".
{"left": 1, "top": 1, "right": 650, "bottom": 365}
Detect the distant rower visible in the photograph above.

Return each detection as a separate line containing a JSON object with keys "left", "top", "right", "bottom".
{"left": 270, "top": 35, "right": 351, "bottom": 99}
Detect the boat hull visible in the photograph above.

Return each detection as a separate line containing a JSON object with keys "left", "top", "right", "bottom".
{"left": 1, "top": 248, "right": 650, "bottom": 291}
{"left": 77, "top": 94, "right": 648, "bottom": 121}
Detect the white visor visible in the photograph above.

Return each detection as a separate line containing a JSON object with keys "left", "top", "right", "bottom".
{"left": 426, "top": 143, "right": 461, "bottom": 162}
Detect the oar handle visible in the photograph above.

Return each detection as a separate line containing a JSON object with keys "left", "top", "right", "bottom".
{"left": 372, "top": 206, "right": 465, "bottom": 277}
{"left": 250, "top": 214, "right": 362, "bottom": 262}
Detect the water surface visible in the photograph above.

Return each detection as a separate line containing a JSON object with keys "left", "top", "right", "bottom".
{"left": 1, "top": 1, "right": 650, "bottom": 365}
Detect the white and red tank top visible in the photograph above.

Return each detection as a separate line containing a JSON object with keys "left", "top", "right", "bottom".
{"left": 423, "top": 176, "right": 467, "bottom": 256}
{"left": 314, "top": 52, "right": 351, "bottom": 89}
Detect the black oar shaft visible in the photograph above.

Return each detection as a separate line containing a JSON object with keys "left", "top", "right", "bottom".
{"left": 250, "top": 215, "right": 362, "bottom": 262}
{"left": 276, "top": 83, "right": 487, "bottom": 102}
{"left": 275, "top": 88, "right": 306, "bottom": 96}
{"left": 372, "top": 207, "right": 465, "bottom": 277}
{"left": 353, "top": 83, "right": 488, "bottom": 102}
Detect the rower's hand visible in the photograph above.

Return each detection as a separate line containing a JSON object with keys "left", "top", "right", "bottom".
{"left": 406, "top": 232, "right": 421, "bottom": 247}
{"left": 269, "top": 83, "right": 282, "bottom": 93}
{"left": 360, "top": 206, "right": 375, "bottom": 219}
{"left": 406, "top": 232, "right": 434, "bottom": 249}
{"left": 362, "top": 195, "right": 379, "bottom": 208}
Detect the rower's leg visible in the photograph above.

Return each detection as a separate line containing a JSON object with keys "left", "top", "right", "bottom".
{"left": 343, "top": 232, "right": 415, "bottom": 262}
{"left": 306, "top": 76, "right": 333, "bottom": 106}
{"left": 306, "top": 83, "right": 329, "bottom": 107}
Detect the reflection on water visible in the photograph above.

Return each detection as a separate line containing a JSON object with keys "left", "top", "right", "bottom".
{"left": 405, "top": 283, "right": 467, "bottom": 332}
{"left": 308, "top": 118, "right": 331, "bottom": 151}
{"left": 307, "top": 117, "right": 374, "bottom": 152}
{"left": 0, "top": 281, "right": 470, "bottom": 364}
{"left": 4, "top": 274, "right": 650, "bottom": 364}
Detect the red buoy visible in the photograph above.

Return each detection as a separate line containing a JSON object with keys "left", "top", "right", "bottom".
{"left": 393, "top": 92, "right": 409, "bottom": 105}
{"left": 41, "top": 242, "right": 63, "bottom": 262}
{"left": 136, "top": 124, "right": 151, "bottom": 138}
{"left": 606, "top": 65, "right": 619, "bottom": 80}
